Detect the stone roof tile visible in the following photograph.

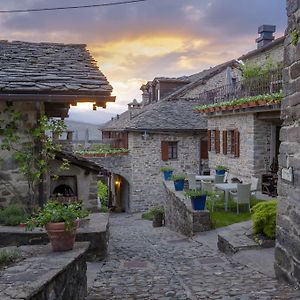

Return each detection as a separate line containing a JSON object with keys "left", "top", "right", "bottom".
{"left": 0, "top": 41, "right": 112, "bottom": 95}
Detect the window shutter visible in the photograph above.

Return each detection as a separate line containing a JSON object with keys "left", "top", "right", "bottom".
{"left": 207, "top": 130, "right": 211, "bottom": 151}
{"left": 215, "top": 130, "right": 220, "bottom": 153}
{"left": 223, "top": 131, "right": 227, "bottom": 155}
{"left": 234, "top": 129, "right": 240, "bottom": 157}
{"left": 161, "top": 141, "right": 169, "bottom": 161}
{"left": 201, "top": 140, "right": 208, "bottom": 159}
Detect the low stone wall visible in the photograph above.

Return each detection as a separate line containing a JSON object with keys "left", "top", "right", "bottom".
{"left": 0, "top": 242, "right": 89, "bottom": 300}
{"left": 0, "top": 213, "right": 109, "bottom": 260}
{"left": 163, "top": 181, "right": 211, "bottom": 236}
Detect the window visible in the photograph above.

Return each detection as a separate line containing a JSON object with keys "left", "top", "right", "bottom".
{"left": 227, "top": 129, "right": 240, "bottom": 157}
{"left": 161, "top": 141, "right": 178, "bottom": 161}
{"left": 207, "top": 129, "right": 220, "bottom": 153}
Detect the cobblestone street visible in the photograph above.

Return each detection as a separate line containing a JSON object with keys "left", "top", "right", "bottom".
{"left": 87, "top": 214, "right": 300, "bottom": 300}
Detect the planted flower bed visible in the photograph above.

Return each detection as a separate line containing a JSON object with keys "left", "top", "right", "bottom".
{"left": 75, "top": 148, "right": 129, "bottom": 157}
{"left": 195, "top": 92, "right": 282, "bottom": 113}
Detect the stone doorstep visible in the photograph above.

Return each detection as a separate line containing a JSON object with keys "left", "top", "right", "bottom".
{"left": 218, "top": 232, "right": 260, "bottom": 255}
{"left": 0, "top": 242, "right": 89, "bottom": 300}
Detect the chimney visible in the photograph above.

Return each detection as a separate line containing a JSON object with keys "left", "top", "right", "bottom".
{"left": 256, "top": 25, "right": 276, "bottom": 49}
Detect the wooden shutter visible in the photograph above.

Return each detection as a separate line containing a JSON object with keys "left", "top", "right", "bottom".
{"left": 215, "top": 130, "right": 220, "bottom": 153}
{"left": 223, "top": 130, "right": 227, "bottom": 155}
{"left": 207, "top": 130, "right": 211, "bottom": 151}
{"left": 234, "top": 129, "right": 240, "bottom": 157}
{"left": 161, "top": 141, "right": 169, "bottom": 161}
{"left": 201, "top": 140, "right": 208, "bottom": 159}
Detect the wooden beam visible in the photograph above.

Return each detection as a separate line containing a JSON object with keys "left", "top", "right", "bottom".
{"left": 256, "top": 111, "right": 281, "bottom": 120}
{"left": 0, "top": 94, "right": 115, "bottom": 106}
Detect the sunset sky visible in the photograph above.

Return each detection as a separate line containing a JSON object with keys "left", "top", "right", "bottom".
{"left": 0, "top": 0, "right": 287, "bottom": 124}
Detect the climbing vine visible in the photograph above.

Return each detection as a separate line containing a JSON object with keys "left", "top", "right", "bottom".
{"left": 0, "top": 103, "right": 68, "bottom": 210}
{"left": 291, "top": 29, "right": 299, "bottom": 46}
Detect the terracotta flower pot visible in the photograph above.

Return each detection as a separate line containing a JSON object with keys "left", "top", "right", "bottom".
{"left": 258, "top": 99, "right": 267, "bottom": 106}
{"left": 45, "top": 222, "right": 78, "bottom": 252}
{"left": 248, "top": 101, "right": 258, "bottom": 108}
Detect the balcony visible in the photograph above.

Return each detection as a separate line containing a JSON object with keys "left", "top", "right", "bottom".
{"left": 198, "top": 68, "right": 282, "bottom": 105}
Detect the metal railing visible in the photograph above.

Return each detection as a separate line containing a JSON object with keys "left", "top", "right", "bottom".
{"left": 198, "top": 69, "right": 283, "bottom": 105}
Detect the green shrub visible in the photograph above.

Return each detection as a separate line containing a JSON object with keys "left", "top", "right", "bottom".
{"left": 159, "top": 166, "right": 174, "bottom": 172}
{"left": 97, "top": 180, "right": 109, "bottom": 207}
{"left": 0, "top": 249, "right": 20, "bottom": 266}
{"left": 0, "top": 205, "right": 28, "bottom": 226}
{"left": 251, "top": 200, "right": 277, "bottom": 239}
{"left": 142, "top": 206, "right": 164, "bottom": 221}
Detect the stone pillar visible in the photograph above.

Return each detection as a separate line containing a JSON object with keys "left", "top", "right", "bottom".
{"left": 275, "top": 0, "right": 300, "bottom": 286}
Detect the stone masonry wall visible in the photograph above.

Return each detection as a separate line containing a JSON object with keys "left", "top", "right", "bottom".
{"left": 182, "top": 68, "right": 242, "bottom": 99}
{"left": 242, "top": 42, "right": 284, "bottom": 67}
{"left": 207, "top": 113, "right": 272, "bottom": 185}
{"left": 0, "top": 101, "right": 43, "bottom": 209}
{"left": 129, "top": 131, "right": 203, "bottom": 212}
{"left": 163, "top": 181, "right": 211, "bottom": 236}
{"left": 275, "top": 0, "right": 300, "bottom": 287}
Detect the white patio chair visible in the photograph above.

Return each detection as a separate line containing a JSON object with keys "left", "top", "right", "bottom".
{"left": 224, "top": 172, "right": 229, "bottom": 183}
{"left": 229, "top": 183, "right": 251, "bottom": 214}
{"left": 215, "top": 174, "right": 225, "bottom": 184}
{"left": 250, "top": 176, "right": 259, "bottom": 197}
{"left": 202, "top": 180, "right": 222, "bottom": 212}
{"left": 187, "top": 173, "right": 197, "bottom": 190}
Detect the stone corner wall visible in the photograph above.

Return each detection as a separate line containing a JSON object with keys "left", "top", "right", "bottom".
{"left": 275, "top": 0, "right": 300, "bottom": 287}
{"left": 163, "top": 181, "right": 211, "bottom": 236}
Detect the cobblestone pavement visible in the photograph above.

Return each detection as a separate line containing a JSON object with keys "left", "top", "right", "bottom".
{"left": 87, "top": 214, "right": 300, "bottom": 300}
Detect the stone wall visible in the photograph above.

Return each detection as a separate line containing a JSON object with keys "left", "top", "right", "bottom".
{"left": 0, "top": 101, "right": 43, "bottom": 209}
{"left": 0, "top": 242, "right": 88, "bottom": 300}
{"left": 129, "top": 131, "right": 204, "bottom": 212}
{"left": 275, "top": 0, "right": 300, "bottom": 286}
{"left": 207, "top": 112, "right": 273, "bottom": 185}
{"left": 242, "top": 42, "right": 284, "bottom": 67}
{"left": 181, "top": 68, "right": 242, "bottom": 99}
{"left": 89, "top": 131, "right": 204, "bottom": 212}
{"left": 163, "top": 181, "right": 211, "bottom": 236}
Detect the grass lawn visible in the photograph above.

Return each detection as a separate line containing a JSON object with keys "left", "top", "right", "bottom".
{"left": 207, "top": 196, "right": 264, "bottom": 229}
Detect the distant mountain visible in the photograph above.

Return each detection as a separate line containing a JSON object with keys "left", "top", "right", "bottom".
{"left": 64, "top": 120, "right": 102, "bottom": 141}
{"left": 68, "top": 109, "right": 116, "bottom": 125}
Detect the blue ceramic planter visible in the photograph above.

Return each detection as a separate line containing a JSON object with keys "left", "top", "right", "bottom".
{"left": 216, "top": 169, "right": 226, "bottom": 175}
{"left": 163, "top": 170, "right": 173, "bottom": 181}
{"left": 191, "top": 195, "right": 207, "bottom": 210}
{"left": 174, "top": 179, "right": 185, "bottom": 191}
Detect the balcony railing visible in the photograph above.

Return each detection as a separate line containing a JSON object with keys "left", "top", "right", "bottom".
{"left": 198, "top": 69, "right": 282, "bottom": 105}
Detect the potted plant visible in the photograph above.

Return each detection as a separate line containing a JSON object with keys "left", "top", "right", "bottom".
{"left": 159, "top": 166, "right": 174, "bottom": 181}
{"left": 185, "top": 189, "right": 208, "bottom": 211}
{"left": 171, "top": 174, "right": 186, "bottom": 191}
{"left": 215, "top": 165, "right": 228, "bottom": 175}
{"left": 151, "top": 206, "right": 165, "bottom": 227}
{"left": 26, "top": 201, "right": 88, "bottom": 252}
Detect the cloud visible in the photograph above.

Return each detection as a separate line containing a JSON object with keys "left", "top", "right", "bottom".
{"left": 0, "top": 0, "right": 287, "bottom": 119}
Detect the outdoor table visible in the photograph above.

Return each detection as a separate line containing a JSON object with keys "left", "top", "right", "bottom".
{"left": 195, "top": 175, "right": 215, "bottom": 181}
{"left": 214, "top": 183, "right": 238, "bottom": 211}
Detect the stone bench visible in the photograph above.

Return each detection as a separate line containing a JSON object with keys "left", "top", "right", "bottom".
{"left": 163, "top": 181, "right": 212, "bottom": 236}
{"left": 0, "top": 242, "right": 89, "bottom": 300}
{"left": 0, "top": 213, "right": 109, "bottom": 260}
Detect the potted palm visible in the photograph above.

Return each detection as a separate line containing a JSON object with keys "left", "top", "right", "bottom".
{"left": 185, "top": 189, "right": 208, "bottom": 210}
{"left": 159, "top": 166, "right": 174, "bottom": 181}
{"left": 171, "top": 174, "right": 186, "bottom": 191}
{"left": 26, "top": 201, "right": 88, "bottom": 252}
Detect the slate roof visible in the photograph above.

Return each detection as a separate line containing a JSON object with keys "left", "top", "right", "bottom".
{"left": 102, "top": 99, "right": 207, "bottom": 132}
{"left": 0, "top": 40, "right": 113, "bottom": 98}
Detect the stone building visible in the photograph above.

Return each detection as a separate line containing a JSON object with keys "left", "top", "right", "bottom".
{"left": 275, "top": 0, "right": 300, "bottom": 287}
{"left": 0, "top": 40, "right": 114, "bottom": 210}
{"left": 199, "top": 26, "right": 284, "bottom": 195}
{"left": 100, "top": 60, "right": 241, "bottom": 212}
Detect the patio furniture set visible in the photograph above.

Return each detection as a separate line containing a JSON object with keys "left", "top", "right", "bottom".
{"left": 188, "top": 173, "right": 259, "bottom": 214}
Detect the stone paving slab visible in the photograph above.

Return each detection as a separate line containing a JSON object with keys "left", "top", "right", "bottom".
{"left": 87, "top": 214, "right": 300, "bottom": 300}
